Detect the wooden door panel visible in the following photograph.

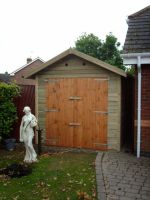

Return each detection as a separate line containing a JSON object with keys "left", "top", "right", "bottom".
{"left": 92, "top": 114, "right": 107, "bottom": 150}
{"left": 46, "top": 78, "right": 108, "bottom": 150}
{"left": 92, "top": 78, "right": 108, "bottom": 150}
{"left": 46, "top": 79, "right": 60, "bottom": 145}
{"left": 74, "top": 78, "right": 108, "bottom": 150}
{"left": 73, "top": 78, "right": 93, "bottom": 148}
{"left": 46, "top": 79, "right": 74, "bottom": 147}
{"left": 58, "top": 79, "right": 74, "bottom": 147}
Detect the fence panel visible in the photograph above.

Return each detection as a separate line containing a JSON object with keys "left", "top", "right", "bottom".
{"left": 12, "top": 85, "right": 35, "bottom": 141}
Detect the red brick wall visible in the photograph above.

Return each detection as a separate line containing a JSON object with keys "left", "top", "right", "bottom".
{"left": 141, "top": 128, "right": 150, "bottom": 152}
{"left": 134, "top": 65, "right": 150, "bottom": 154}
{"left": 12, "top": 59, "right": 44, "bottom": 85}
{"left": 141, "top": 65, "right": 150, "bottom": 154}
{"left": 141, "top": 66, "right": 150, "bottom": 120}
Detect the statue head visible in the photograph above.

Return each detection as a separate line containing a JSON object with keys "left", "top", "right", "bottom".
{"left": 23, "top": 106, "right": 31, "bottom": 115}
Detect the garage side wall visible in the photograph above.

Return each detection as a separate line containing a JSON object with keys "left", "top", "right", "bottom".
{"left": 36, "top": 55, "right": 121, "bottom": 151}
{"left": 108, "top": 75, "right": 121, "bottom": 151}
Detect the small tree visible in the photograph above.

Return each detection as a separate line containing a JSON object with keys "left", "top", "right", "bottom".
{"left": 100, "top": 33, "right": 125, "bottom": 70}
{"left": 75, "top": 33, "right": 102, "bottom": 59}
{"left": 75, "top": 32, "right": 125, "bottom": 70}
{"left": 0, "top": 82, "right": 20, "bottom": 139}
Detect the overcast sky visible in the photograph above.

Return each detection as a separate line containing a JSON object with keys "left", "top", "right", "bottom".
{"left": 0, "top": 0, "right": 149, "bottom": 73}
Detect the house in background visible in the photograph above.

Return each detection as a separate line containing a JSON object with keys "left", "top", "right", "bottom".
{"left": 25, "top": 48, "right": 126, "bottom": 151}
{"left": 0, "top": 72, "right": 11, "bottom": 83}
{"left": 122, "top": 5, "right": 150, "bottom": 157}
{"left": 11, "top": 57, "right": 44, "bottom": 85}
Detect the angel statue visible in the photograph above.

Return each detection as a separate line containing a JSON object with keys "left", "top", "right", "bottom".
{"left": 20, "top": 106, "right": 38, "bottom": 163}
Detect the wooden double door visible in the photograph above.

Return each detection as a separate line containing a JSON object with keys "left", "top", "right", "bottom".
{"left": 46, "top": 78, "right": 108, "bottom": 150}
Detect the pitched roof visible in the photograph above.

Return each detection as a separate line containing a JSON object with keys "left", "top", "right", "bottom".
{"left": 10, "top": 57, "right": 44, "bottom": 75}
{"left": 123, "top": 5, "right": 150, "bottom": 53}
{"left": 25, "top": 48, "right": 126, "bottom": 78}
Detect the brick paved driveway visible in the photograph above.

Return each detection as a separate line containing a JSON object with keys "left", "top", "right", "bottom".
{"left": 95, "top": 152, "right": 150, "bottom": 200}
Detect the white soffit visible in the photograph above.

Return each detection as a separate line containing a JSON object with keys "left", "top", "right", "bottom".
{"left": 122, "top": 53, "right": 150, "bottom": 65}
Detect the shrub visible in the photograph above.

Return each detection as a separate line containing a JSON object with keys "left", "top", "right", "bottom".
{"left": 0, "top": 82, "right": 20, "bottom": 139}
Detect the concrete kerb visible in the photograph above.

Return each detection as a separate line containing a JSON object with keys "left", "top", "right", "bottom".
{"left": 95, "top": 152, "right": 107, "bottom": 200}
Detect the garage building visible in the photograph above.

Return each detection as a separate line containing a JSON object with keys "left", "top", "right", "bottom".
{"left": 26, "top": 48, "right": 126, "bottom": 151}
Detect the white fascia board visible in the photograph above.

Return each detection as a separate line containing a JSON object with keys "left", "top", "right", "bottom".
{"left": 123, "top": 57, "right": 137, "bottom": 65}
{"left": 141, "top": 57, "right": 150, "bottom": 64}
{"left": 121, "top": 53, "right": 150, "bottom": 65}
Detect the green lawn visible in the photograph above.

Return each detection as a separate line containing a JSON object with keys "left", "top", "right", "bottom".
{"left": 0, "top": 147, "right": 97, "bottom": 200}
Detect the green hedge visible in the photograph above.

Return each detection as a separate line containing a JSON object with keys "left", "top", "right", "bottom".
{"left": 0, "top": 82, "right": 20, "bottom": 138}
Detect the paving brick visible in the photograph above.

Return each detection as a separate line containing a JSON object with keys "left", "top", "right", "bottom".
{"left": 98, "top": 192, "right": 106, "bottom": 200}
{"left": 107, "top": 189, "right": 116, "bottom": 194}
{"left": 132, "top": 185, "right": 141, "bottom": 190}
{"left": 144, "top": 183, "right": 150, "bottom": 187}
{"left": 106, "top": 194, "right": 119, "bottom": 200}
{"left": 117, "top": 183, "right": 131, "bottom": 189}
{"left": 141, "top": 194, "right": 150, "bottom": 200}
{"left": 95, "top": 152, "right": 150, "bottom": 200}
{"left": 141, "top": 186, "right": 150, "bottom": 192}
{"left": 121, "top": 180, "right": 130, "bottom": 184}
{"left": 119, "top": 196, "right": 136, "bottom": 200}
{"left": 114, "top": 190, "right": 125, "bottom": 196}
{"left": 126, "top": 193, "right": 141, "bottom": 198}
{"left": 125, "top": 188, "right": 140, "bottom": 194}
{"left": 123, "top": 177, "right": 136, "bottom": 181}
{"left": 130, "top": 181, "right": 144, "bottom": 186}
{"left": 141, "top": 191, "right": 150, "bottom": 195}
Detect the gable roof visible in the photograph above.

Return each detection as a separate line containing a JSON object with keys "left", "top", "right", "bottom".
{"left": 25, "top": 48, "right": 126, "bottom": 78}
{"left": 123, "top": 5, "right": 150, "bottom": 53}
{"left": 10, "top": 57, "right": 44, "bottom": 75}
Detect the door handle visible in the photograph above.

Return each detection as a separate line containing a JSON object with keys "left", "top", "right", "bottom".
{"left": 69, "top": 123, "right": 81, "bottom": 126}
{"left": 93, "top": 111, "right": 108, "bottom": 115}
{"left": 69, "top": 96, "right": 82, "bottom": 100}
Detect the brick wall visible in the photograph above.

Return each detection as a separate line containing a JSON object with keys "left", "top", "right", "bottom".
{"left": 141, "top": 65, "right": 150, "bottom": 154}
{"left": 134, "top": 65, "right": 150, "bottom": 155}
{"left": 141, "top": 66, "right": 150, "bottom": 120}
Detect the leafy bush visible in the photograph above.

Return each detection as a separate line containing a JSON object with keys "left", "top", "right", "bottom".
{"left": 0, "top": 82, "right": 20, "bottom": 139}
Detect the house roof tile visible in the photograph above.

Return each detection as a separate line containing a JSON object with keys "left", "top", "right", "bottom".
{"left": 123, "top": 5, "right": 150, "bottom": 53}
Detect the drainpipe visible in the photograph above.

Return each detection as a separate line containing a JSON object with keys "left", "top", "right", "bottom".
{"left": 137, "top": 56, "right": 141, "bottom": 158}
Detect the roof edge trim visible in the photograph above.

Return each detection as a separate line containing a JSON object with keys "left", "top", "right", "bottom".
{"left": 122, "top": 52, "right": 150, "bottom": 58}
{"left": 25, "top": 48, "right": 126, "bottom": 78}
{"left": 10, "top": 57, "right": 45, "bottom": 75}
